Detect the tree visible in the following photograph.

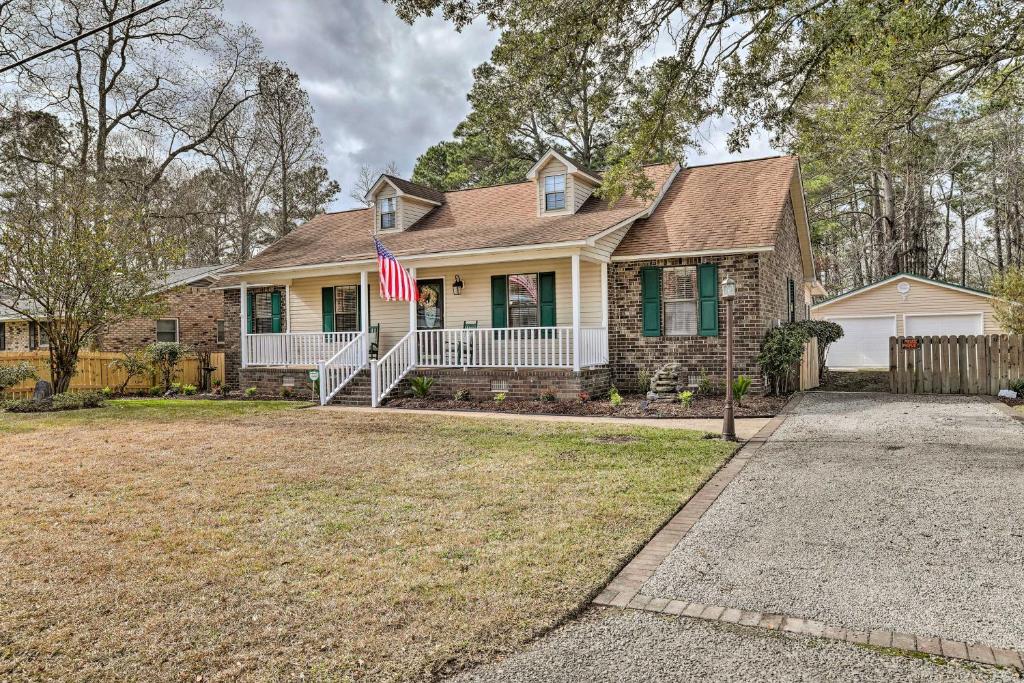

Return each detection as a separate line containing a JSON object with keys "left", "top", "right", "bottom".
{"left": 109, "top": 351, "right": 152, "bottom": 394}
{"left": 257, "top": 64, "right": 339, "bottom": 238}
{"left": 0, "top": 171, "right": 169, "bottom": 393}
{"left": 350, "top": 161, "right": 400, "bottom": 205}
{"left": 991, "top": 267, "right": 1024, "bottom": 335}
{"left": 146, "top": 342, "right": 191, "bottom": 393}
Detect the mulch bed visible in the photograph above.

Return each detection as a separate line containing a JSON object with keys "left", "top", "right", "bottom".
{"left": 816, "top": 370, "right": 890, "bottom": 393}
{"left": 999, "top": 396, "right": 1023, "bottom": 408}
{"left": 387, "top": 393, "right": 787, "bottom": 418}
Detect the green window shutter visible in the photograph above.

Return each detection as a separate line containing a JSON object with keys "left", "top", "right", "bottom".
{"left": 641, "top": 267, "right": 661, "bottom": 337}
{"left": 539, "top": 272, "right": 556, "bottom": 327}
{"left": 490, "top": 275, "right": 508, "bottom": 328}
{"left": 698, "top": 263, "right": 719, "bottom": 337}
{"left": 321, "top": 287, "right": 335, "bottom": 332}
{"left": 270, "top": 290, "right": 282, "bottom": 333}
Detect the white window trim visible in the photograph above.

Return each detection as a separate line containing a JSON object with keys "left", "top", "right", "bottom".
{"left": 216, "top": 319, "right": 226, "bottom": 346}
{"left": 155, "top": 318, "right": 179, "bottom": 343}
{"left": 378, "top": 196, "right": 397, "bottom": 231}
{"left": 333, "top": 284, "right": 361, "bottom": 332}
{"left": 542, "top": 172, "right": 568, "bottom": 213}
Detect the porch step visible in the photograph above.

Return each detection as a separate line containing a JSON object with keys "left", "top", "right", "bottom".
{"left": 329, "top": 369, "right": 373, "bottom": 406}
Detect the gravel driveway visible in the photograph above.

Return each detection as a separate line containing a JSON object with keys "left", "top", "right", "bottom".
{"left": 642, "top": 392, "right": 1024, "bottom": 651}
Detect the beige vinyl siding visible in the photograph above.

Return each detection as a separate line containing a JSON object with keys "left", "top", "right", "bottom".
{"left": 401, "top": 197, "right": 434, "bottom": 228}
{"left": 574, "top": 177, "right": 595, "bottom": 211}
{"left": 285, "top": 256, "right": 604, "bottom": 354}
{"left": 536, "top": 159, "right": 573, "bottom": 216}
{"left": 584, "top": 223, "right": 631, "bottom": 261}
{"left": 373, "top": 185, "right": 397, "bottom": 232}
{"left": 813, "top": 276, "right": 1002, "bottom": 335}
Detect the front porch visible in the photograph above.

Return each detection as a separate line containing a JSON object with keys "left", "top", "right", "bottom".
{"left": 237, "top": 253, "right": 610, "bottom": 405}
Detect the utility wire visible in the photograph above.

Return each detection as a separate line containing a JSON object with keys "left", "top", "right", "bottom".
{"left": 0, "top": 0, "right": 172, "bottom": 75}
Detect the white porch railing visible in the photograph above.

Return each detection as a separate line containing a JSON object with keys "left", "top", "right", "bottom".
{"left": 371, "top": 330, "right": 416, "bottom": 407}
{"left": 414, "top": 326, "right": 608, "bottom": 370}
{"left": 318, "top": 332, "right": 367, "bottom": 405}
{"left": 246, "top": 331, "right": 359, "bottom": 367}
{"left": 579, "top": 326, "right": 608, "bottom": 368}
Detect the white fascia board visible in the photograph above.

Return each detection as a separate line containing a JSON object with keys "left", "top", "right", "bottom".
{"left": 611, "top": 245, "right": 774, "bottom": 261}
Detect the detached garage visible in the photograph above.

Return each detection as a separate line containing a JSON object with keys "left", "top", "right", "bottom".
{"left": 812, "top": 273, "right": 1002, "bottom": 369}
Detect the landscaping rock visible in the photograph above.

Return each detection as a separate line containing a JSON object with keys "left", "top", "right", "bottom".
{"left": 32, "top": 380, "right": 52, "bottom": 402}
{"left": 649, "top": 363, "right": 681, "bottom": 398}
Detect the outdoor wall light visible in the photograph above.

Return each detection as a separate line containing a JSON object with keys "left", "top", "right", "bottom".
{"left": 452, "top": 275, "right": 464, "bottom": 295}
{"left": 721, "top": 276, "right": 737, "bottom": 300}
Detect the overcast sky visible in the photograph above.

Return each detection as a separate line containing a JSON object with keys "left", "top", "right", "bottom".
{"left": 222, "top": 0, "right": 777, "bottom": 211}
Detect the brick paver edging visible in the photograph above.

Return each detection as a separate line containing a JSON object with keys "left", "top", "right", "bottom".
{"left": 594, "top": 394, "right": 800, "bottom": 610}
{"left": 592, "top": 391, "right": 1024, "bottom": 672}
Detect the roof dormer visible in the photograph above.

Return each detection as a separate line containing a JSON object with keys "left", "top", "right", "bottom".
{"left": 365, "top": 174, "right": 445, "bottom": 232}
{"left": 526, "top": 149, "right": 602, "bottom": 217}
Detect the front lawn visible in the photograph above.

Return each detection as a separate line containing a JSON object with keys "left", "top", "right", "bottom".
{"left": 0, "top": 400, "right": 733, "bottom": 681}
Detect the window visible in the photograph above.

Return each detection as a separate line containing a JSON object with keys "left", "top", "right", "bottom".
{"left": 29, "top": 322, "right": 49, "bottom": 349}
{"left": 156, "top": 319, "right": 178, "bottom": 342}
{"left": 663, "top": 266, "right": 698, "bottom": 336}
{"left": 252, "top": 292, "right": 274, "bottom": 333}
{"left": 508, "top": 273, "right": 540, "bottom": 327}
{"left": 216, "top": 320, "right": 225, "bottom": 345}
{"left": 544, "top": 174, "right": 565, "bottom": 211}
{"left": 334, "top": 285, "right": 359, "bottom": 331}
{"left": 378, "top": 196, "right": 396, "bottom": 230}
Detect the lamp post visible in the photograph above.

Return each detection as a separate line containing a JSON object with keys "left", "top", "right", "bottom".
{"left": 721, "top": 276, "right": 737, "bottom": 441}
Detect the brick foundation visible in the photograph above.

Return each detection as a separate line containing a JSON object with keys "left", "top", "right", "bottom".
{"left": 399, "top": 366, "right": 612, "bottom": 402}
{"left": 238, "top": 366, "right": 318, "bottom": 399}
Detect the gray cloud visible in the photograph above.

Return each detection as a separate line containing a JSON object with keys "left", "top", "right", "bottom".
{"left": 223, "top": 0, "right": 497, "bottom": 209}
{"left": 222, "top": 1, "right": 777, "bottom": 211}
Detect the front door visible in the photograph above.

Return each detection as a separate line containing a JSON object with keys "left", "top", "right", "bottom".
{"left": 417, "top": 279, "right": 445, "bottom": 330}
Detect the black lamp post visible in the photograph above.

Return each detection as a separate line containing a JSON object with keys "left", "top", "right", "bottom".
{"left": 721, "top": 276, "right": 737, "bottom": 441}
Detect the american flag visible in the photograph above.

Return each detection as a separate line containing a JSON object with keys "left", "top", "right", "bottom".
{"left": 375, "top": 238, "right": 418, "bottom": 302}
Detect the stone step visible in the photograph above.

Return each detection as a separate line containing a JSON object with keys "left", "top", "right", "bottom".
{"left": 328, "top": 369, "right": 372, "bottom": 406}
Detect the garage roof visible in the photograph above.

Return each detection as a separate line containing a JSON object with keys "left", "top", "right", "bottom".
{"left": 813, "top": 273, "right": 993, "bottom": 309}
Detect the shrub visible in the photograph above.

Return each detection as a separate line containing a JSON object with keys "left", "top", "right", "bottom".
{"left": 244, "top": 387, "right": 258, "bottom": 398}
{"left": 637, "top": 369, "right": 651, "bottom": 393}
{"left": 540, "top": 389, "right": 557, "bottom": 402}
{"left": 3, "top": 398, "right": 50, "bottom": 413}
{"left": 759, "top": 323, "right": 812, "bottom": 395}
{"left": 792, "top": 320, "right": 844, "bottom": 381}
{"left": 181, "top": 384, "right": 198, "bottom": 396}
{"left": 577, "top": 391, "right": 590, "bottom": 403}
{"left": 280, "top": 386, "right": 294, "bottom": 399}
{"left": 991, "top": 267, "right": 1024, "bottom": 335}
{"left": 0, "top": 362, "right": 38, "bottom": 392}
{"left": 493, "top": 391, "right": 507, "bottom": 403}
{"left": 1009, "top": 377, "right": 1024, "bottom": 395}
{"left": 212, "top": 378, "right": 222, "bottom": 388}
{"left": 609, "top": 386, "right": 623, "bottom": 407}
{"left": 146, "top": 342, "right": 191, "bottom": 392}
{"left": 453, "top": 388, "right": 471, "bottom": 401}
{"left": 109, "top": 351, "right": 151, "bottom": 394}
{"left": 696, "top": 370, "right": 713, "bottom": 395}
{"left": 409, "top": 376, "right": 435, "bottom": 398}
{"left": 732, "top": 375, "right": 752, "bottom": 406}
{"left": 678, "top": 390, "right": 694, "bottom": 408}
{"left": 148, "top": 386, "right": 162, "bottom": 396}
{"left": 51, "top": 391, "right": 105, "bottom": 411}
{"left": 101, "top": 386, "right": 115, "bottom": 398}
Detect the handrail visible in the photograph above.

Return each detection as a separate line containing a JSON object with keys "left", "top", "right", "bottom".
{"left": 414, "top": 326, "right": 609, "bottom": 369}
{"left": 318, "top": 332, "right": 367, "bottom": 405}
{"left": 371, "top": 330, "right": 415, "bottom": 407}
{"left": 246, "top": 331, "right": 359, "bottom": 367}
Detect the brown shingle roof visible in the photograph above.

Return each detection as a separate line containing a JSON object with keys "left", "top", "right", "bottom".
{"left": 228, "top": 163, "right": 676, "bottom": 274}
{"left": 382, "top": 175, "right": 447, "bottom": 205}
{"left": 613, "top": 156, "right": 798, "bottom": 258}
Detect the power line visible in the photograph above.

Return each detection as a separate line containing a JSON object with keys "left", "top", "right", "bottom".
{"left": 0, "top": 0, "right": 173, "bottom": 76}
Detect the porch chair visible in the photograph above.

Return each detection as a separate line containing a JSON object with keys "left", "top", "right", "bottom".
{"left": 458, "top": 321, "right": 478, "bottom": 365}
{"left": 368, "top": 323, "right": 380, "bottom": 360}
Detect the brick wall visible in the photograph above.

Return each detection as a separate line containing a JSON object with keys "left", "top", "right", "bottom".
{"left": 100, "top": 286, "right": 226, "bottom": 354}
{"left": 238, "top": 366, "right": 317, "bottom": 398}
{"left": 405, "top": 367, "right": 611, "bottom": 402}
{"left": 224, "top": 289, "right": 241, "bottom": 390}
{"left": 607, "top": 198, "right": 809, "bottom": 395}
{"left": 1, "top": 321, "right": 31, "bottom": 351}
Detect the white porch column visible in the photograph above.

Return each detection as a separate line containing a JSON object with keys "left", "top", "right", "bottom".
{"left": 571, "top": 254, "right": 581, "bottom": 371}
{"left": 285, "top": 281, "right": 292, "bottom": 332}
{"left": 360, "top": 270, "right": 370, "bottom": 363}
{"left": 408, "top": 267, "right": 417, "bottom": 364}
{"left": 239, "top": 281, "right": 248, "bottom": 368}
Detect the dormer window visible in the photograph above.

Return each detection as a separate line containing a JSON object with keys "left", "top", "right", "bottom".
{"left": 544, "top": 174, "right": 566, "bottom": 211}
{"left": 378, "top": 197, "right": 396, "bottom": 230}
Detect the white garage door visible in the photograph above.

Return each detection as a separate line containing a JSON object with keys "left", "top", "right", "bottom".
{"left": 825, "top": 316, "right": 896, "bottom": 369}
{"left": 904, "top": 313, "right": 984, "bottom": 337}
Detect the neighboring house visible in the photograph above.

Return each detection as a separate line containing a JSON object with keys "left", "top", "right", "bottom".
{"left": 216, "top": 151, "right": 822, "bottom": 405}
{"left": 0, "top": 266, "right": 228, "bottom": 354}
{"left": 812, "top": 273, "right": 1004, "bottom": 370}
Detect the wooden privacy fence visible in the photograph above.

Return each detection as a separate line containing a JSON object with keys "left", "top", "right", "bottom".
{"left": 889, "top": 334, "right": 1023, "bottom": 395}
{"left": 0, "top": 351, "right": 225, "bottom": 398}
{"left": 799, "top": 337, "right": 820, "bottom": 391}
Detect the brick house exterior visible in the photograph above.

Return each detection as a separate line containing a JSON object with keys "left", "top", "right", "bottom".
{"left": 217, "top": 154, "right": 823, "bottom": 402}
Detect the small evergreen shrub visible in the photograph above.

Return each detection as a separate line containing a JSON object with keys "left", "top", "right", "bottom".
{"left": 493, "top": 391, "right": 507, "bottom": 403}
{"left": 148, "top": 386, "right": 162, "bottom": 396}
{"left": 609, "top": 386, "right": 623, "bottom": 407}
{"left": 732, "top": 375, "right": 752, "bottom": 406}
{"left": 678, "top": 390, "right": 694, "bottom": 408}
{"left": 636, "top": 369, "right": 651, "bottom": 393}
{"left": 696, "top": 370, "right": 713, "bottom": 395}
{"left": 1009, "top": 377, "right": 1024, "bottom": 395}
{"left": 453, "top": 388, "right": 471, "bottom": 401}
{"left": 181, "top": 384, "right": 198, "bottom": 396}
{"left": 101, "top": 386, "right": 115, "bottom": 398}
{"left": 540, "top": 389, "right": 557, "bottom": 402}
{"left": 409, "top": 376, "right": 435, "bottom": 398}
{"left": 3, "top": 398, "right": 50, "bottom": 413}
{"left": 244, "top": 387, "right": 258, "bottom": 398}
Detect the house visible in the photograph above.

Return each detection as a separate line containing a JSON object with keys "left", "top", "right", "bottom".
{"left": 216, "top": 152, "right": 822, "bottom": 405}
{"left": 0, "top": 265, "right": 228, "bottom": 354}
{"left": 812, "top": 273, "right": 1004, "bottom": 370}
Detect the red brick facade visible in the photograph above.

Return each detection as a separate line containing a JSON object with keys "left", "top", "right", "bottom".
{"left": 99, "top": 286, "right": 226, "bottom": 354}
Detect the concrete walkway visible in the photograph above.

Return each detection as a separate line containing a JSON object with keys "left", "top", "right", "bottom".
{"left": 451, "top": 392, "right": 1024, "bottom": 681}
{"left": 318, "top": 405, "right": 770, "bottom": 440}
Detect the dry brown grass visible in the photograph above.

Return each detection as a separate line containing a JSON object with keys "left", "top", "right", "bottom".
{"left": 0, "top": 400, "right": 733, "bottom": 682}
